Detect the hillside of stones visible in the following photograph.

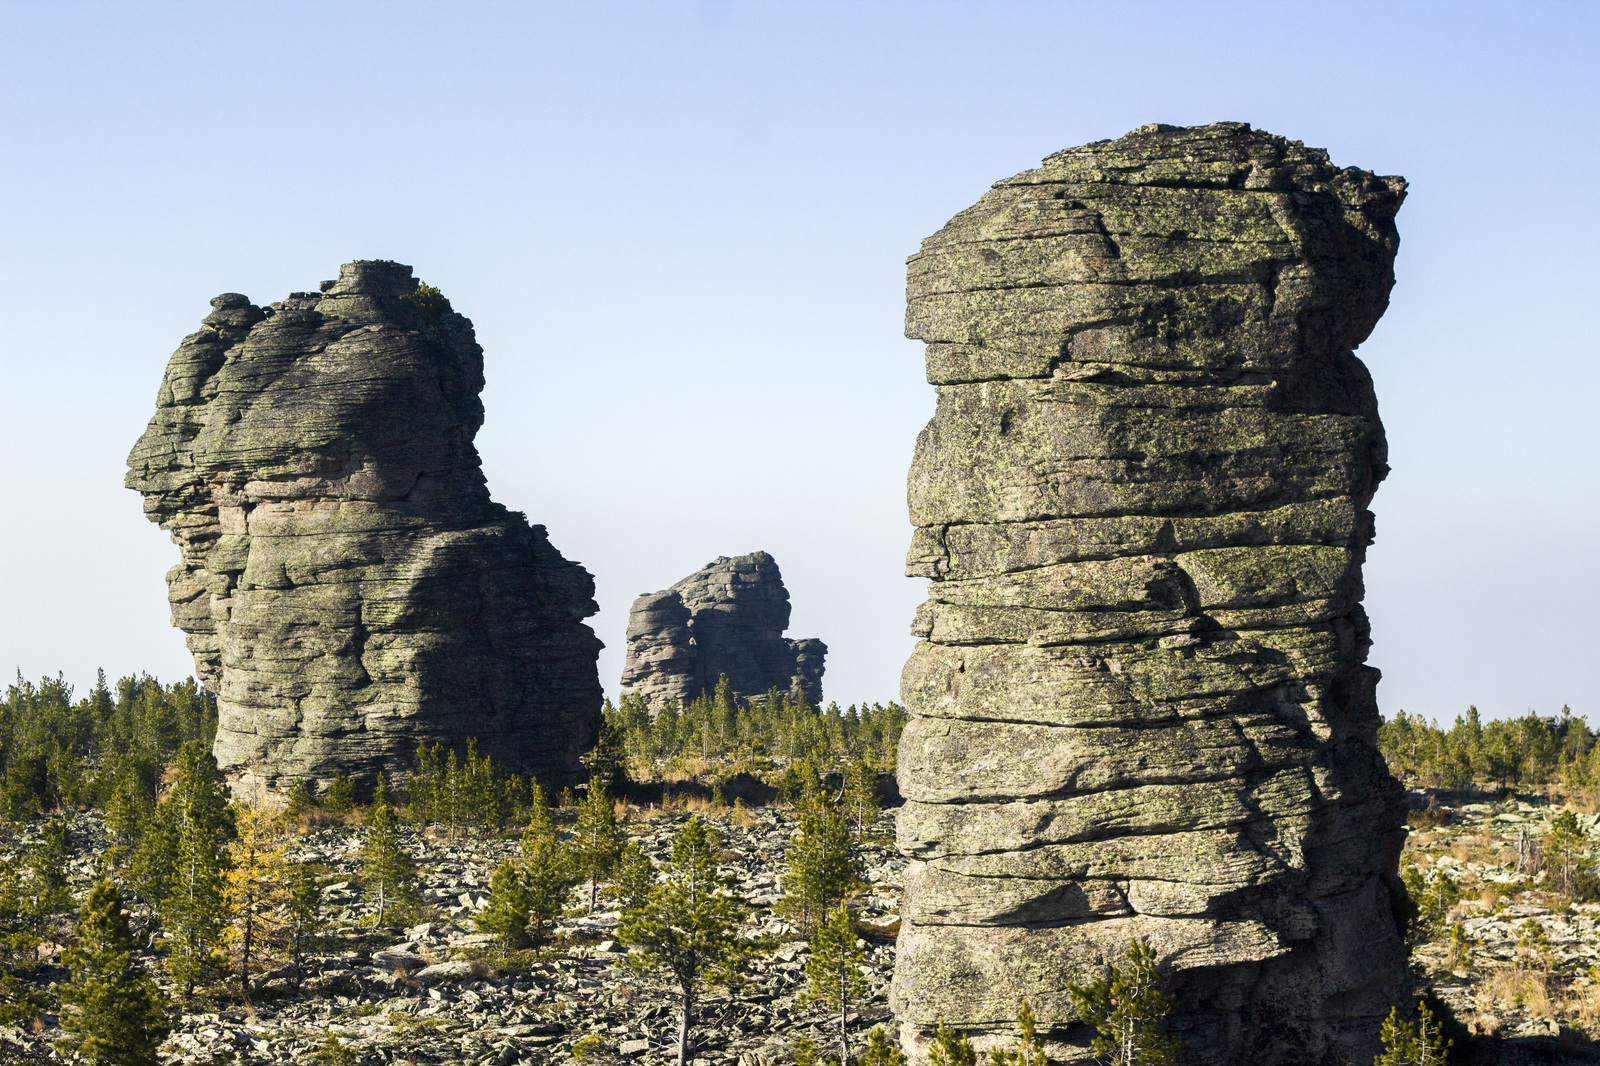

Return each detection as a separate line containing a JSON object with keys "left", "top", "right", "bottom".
{"left": 8, "top": 668, "right": 1600, "bottom": 1066}
{"left": 1395, "top": 790, "right": 1600, "bottom": 1059}
{"left": 0, "top": 796, "right": 904, "bottom": 1066}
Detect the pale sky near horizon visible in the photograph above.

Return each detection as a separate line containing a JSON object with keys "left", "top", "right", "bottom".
{"left": 1, "top": 1, "right": 1595, "bottom": 725}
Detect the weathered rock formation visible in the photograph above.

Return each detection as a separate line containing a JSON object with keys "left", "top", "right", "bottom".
{"left": 619, "top": 552, "right": 826, "bottom": 708}
{"left": 891, "top": 124, "right": 1409, "bottom": 1065}
{"left": 127, "top": 260, "right": 603, "bottom": 790}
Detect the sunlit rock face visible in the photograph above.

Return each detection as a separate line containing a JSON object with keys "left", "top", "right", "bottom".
{"left": 127, "top": 260, "right": 602, "bottom": 791}
{"left": 620, "top": 552, "right": 826, "bottom": 710}
{"left": 890, "top": 123, "right": 1409, "bottom": 1066}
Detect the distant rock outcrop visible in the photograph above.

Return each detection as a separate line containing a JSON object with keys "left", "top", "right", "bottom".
{"left": 619, "top": 552, "right": 826, "bottom": 708}
{"left": 126, "top": 260, "right": 603, "bottom": 790}
{"left": 891, "top": 124, "right": 1409, "bottom": 1065}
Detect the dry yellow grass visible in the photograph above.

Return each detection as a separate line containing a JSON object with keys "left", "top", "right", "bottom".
{"left": 1480, "top": 964, "right": 1555, "bottom": 1014}
{"left": 1575, "top": 984, "right": 1600, "bottom": 1031}
{"left": 1524, "top": 971, "right": 1557, "bottom": 1018}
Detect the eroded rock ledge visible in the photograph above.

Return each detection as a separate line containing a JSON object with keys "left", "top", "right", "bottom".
{"left": 890, "top": 123, "right": 1409, "bottom": 1065}
{"left": 126, "top": 260, "right": 602, "bottom": 790}
{"left": 620, "top": 552, "right": 826, "bottom": 709}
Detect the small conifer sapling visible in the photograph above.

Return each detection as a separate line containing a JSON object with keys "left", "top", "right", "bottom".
{"left": 803, "top": 903, "right": 868, "bottom": 1064}
{"left": 1065, "top": 938, "right": 1184, "bottom": 1066}
{"left": 618, "top": 816, "right": 751, "bottom": 1066}
{"left": 57, "top": 880, "right": 171, "bottom": 1066}
{"left": 572, "top": 774, "right": 623, "bottom": 913}
{"left": 361, "top": 775, "right": 417, "bottom": 927}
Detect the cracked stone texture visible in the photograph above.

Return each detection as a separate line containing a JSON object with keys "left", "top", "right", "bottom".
{"left": 126, "top": 260, "right": 603, "bottom": 790}
{"left": 889, "top": 123, "right": 1410, "bottom": 1066}
{"left": 619, "top": 552, "right": 826, "bottom": 709}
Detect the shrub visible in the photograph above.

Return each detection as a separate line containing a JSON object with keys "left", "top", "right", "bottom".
{"left": 399, "top": 283, "right": 453, "bottom": 325}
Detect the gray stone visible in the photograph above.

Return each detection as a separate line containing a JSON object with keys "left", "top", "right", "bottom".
{"left": 374, "top": 947, "right": 429, "bottom": 972}
{"left": 890, "top": 123, "right": 1410, "bottom": 1066}
{"left": 126, "top": 260, "right": 603, "bottom": 790}
{"left": 619, "top": 551, "right": 826, "bottom": 708}
{"left": 415, "top": 960, "right": 482, "bottom": 985}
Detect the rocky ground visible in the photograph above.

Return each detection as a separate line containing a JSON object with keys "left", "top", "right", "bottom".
{"left": 17, "top": 786, "right": 1600, "bottom": 1064}
{"left": 1400, "top": 788, "right": 1600, "bottom": 1061}
{"left": 0, "top": 803, "right": 904, "bottom": 1065}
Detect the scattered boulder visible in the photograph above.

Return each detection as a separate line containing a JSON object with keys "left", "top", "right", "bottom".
{"left": 126, "top": 260, "right": 603, "bottom": 790}
{"left": 374, "top": 948, "right": 428, "bottom": 973}
{"left": 892, "top": 123, "right": 1410, "bottom": 1065}
{"left": 620, "top": 551, "right": 826, "bottom": 708}
{"left": 413, "top": 960, "right": 485, "bottom": 986}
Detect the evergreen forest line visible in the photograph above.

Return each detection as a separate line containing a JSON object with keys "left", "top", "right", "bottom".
{"left": 0, "top": 669, "right": 912, "bottom": 1066}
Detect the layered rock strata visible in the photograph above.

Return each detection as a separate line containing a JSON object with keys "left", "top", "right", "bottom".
{"left": 127, "top": 260, "right": 603, "bottom": 789}
{"left": 890, "top": 124, "right": 1409, "bottom": 1065}
{"left": 619, "top": 552, "right": 826, "bottom": 709}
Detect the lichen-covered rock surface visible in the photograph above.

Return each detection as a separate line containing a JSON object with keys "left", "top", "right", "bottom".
{"left": 619, "top": 552, "right": 826, "bottom": 709}
{"left": 126, "top": 260, "right": 602, "bottom": 789}
{"left": 891, "top": 123, "right": 1410, "bottom": 1065}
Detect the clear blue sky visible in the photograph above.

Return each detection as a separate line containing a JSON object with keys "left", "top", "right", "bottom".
{"left": 1, "top": 1, "right": 1594, "bottom": 724}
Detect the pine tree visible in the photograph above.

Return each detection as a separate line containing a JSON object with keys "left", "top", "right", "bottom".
{"left": 1376, "top": 1000, "right": 1452, "bottom": 1066}
{"left": 802, "top": 904, "right": 867, "bottom": 1064}
{"left": 518, "top": 792, "right": 575, "bottom": 953}
{"left": 411, "top": 740, "right": 445, "bottom": 828}
{"left": 618, "top": 817, "right": 751, "bottom": 1066}
{"left": 147, "top": 741, "right": 232, "bottom": 996}
{"left": 1545, "top": 808, "right": 1587, "bottom": 891}
{"left": 56, "top": 881, "right": 170, "bottom": 1066}
{"left": 322, "top": 771, "right": 355, "bottom": 815}
{"left": 27, "top": 816, "right": 73, "bottom": 937}
{"left": 0, "top": 856, "right": 45, "bottom": 1027}
{"left": 572, "top": 775, "right": 623, "bottom": 913}
{"left": 989, "top": 1002, "right": 1049, "bottom": 1066}
{"left": 104, "top": 767, "right": 154, "bottom": 864}
{"left": 440, "top": 747, "right": 465, "bottom": 838}
{"left": 859, "top": 1028, "right": 905, "bottom": 1066}
{"left": 524, "top": 777, "right": 557, "bottom": 841}
{"left": 223, "top": 802, "right": 290, "bottom": 992}
{"left": 781, "top": 790, "right": 861, "bottom": 937}
{"left": 283, "top": 779, "right": 318, "bottom": 820}
{"left": 361, "top": 775, "right": 417, "bottom": 927}
{"left": 478, "top": 857, "right": 536, "bottom": 949}
{"left": 927, "top": 1020, "right": 976, "bottom": 1066}
{"left": 461, "top": 738, "right": 510, "bottom": 830}
{"left": 285, "top": 863, "right": 323, "bottom": 990}
{"left": 581, "top": 712, "right": 630, "bottom": 793}
{"left": 1066, "top": 938, "right": 1184, "bottom": 1066}
{"left": 843, "top": 750, "right": 881, "bottom": 836}
{"left": 608, "top": 842, "right": 657, "bottom": 913}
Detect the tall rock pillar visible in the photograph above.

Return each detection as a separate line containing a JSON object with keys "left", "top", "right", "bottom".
{"left": 891, "top": 124, "right": 1409, "bottom": 1065}
{"left": 127, "top": 261, "right": 603, "bottom": 790}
